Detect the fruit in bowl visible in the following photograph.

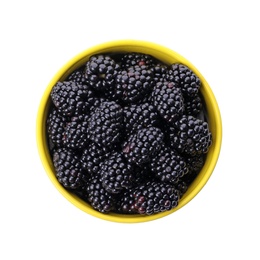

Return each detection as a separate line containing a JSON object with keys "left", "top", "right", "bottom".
{"left": 37, "top": 40, "right": 222, "bottom": 223}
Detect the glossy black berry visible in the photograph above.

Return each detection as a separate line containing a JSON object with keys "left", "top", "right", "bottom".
{"left": 120, "top": 52, "right": 156, "bottom": 68}
{"left": 51, "top": 81, "right": 95, "bottom": 117}
{"left": 152, "top": 81, "right": 184, "bottom": 124}
{"left": 85, "top": 55, "right": 118, "bottom": 92}
{"left": 88, "top": 101, "right": 123, "bottom": 147}
{"left": 116, "top": 65, "right": 154, "bottom": 103}
{"left": 53, "top": 148, "right": 87, "bottom": 189}
{"left": 122, "top": 127, "right": 164, "bottom": 166}
{"left": 166, "top": 63, "right": 201, "bottom": 97}
{"left": 169, "top": 115, "right": 212, "bottom": 156}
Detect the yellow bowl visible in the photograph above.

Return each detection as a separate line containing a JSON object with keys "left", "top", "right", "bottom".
{"left": 36, "top": 40, "right": 222, "bottom": 223}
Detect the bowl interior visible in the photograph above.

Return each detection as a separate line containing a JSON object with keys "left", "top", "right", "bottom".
{"left": 36, "top": 40, "right": 222, "bottom": 223}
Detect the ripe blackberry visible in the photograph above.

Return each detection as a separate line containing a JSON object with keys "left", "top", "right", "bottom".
{"left": 51, "top": 81, "right": 95, "bottom": 117}
{"left": 115, "top": 65, "right": 155, "bottom": 103}
{"left": 150, "top": 145, "right": 189, "bottom": 184}
{"left": 116, "top": 189, "right": 137, "bottom": 214}
{"left": 80, "top": 142, "right": 114, "bottom": 175}
{"left": 46, "top": 108, "right": 68, "bottom": 148}
{"left": 151, "top": 63, "right": 168, "bottom": 83}
{"left": 62, "top": 115, "right": 89, "bottom": 150}
{"left": 174, "top": 179, "right": 188, "bottom": 198}
{"left": 100, "top": 152, "right": 134, "bottom": 194}
{"left": 123, "top": 102, "right": 160, "bottom": 137}
{"left": 53, "top": 148, "right": 87, "bottom": 189}
{"left": 120, "top": 52, "right": 156, "bottom": 68}
{"left": 184, "top": 94, "right": 202, "bottom": 116}
{"left": 88, "top": 101, "right": 123, "bottom": 147}
{"left": 166, "top": 63, "right": 201, "bottom": 97}
{"left": 66, "top": 67, "right": 85, "bottom": 84}
{"left": 86, "top": 174, "right": 116, "bottom": 213}
{"left": 152, "top": 81, "right": 184, "bottom": 124}
{"left": 122, "top": 127, "right": 164, "bottom": 166}
{"left": 169, "top": 115, "right": 212, "bottom": 156}
{"left": 133, "top": 180, "right": 180, "bottom": 215}
{"left": 85, "top": 55, "right": 118, "bottom": 92}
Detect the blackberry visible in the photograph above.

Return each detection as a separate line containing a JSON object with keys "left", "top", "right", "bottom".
{"left": 115, "top": 65, "right": 154, "bottom": 103}
{"left": 166, "top": 63, "right": 201, "bottom": 97}
{"left": 88, "top": 101, "right": 123, "bottom": 147}
{"left": 123, "top": 102, "right": 160, "bottom": 137}
{"left": 62, "top": 115, "right": 89, "bottom": 150}
{"left": 80, "top": 142, "right": 114, "bottom": 175}
{"left": 184, "top": 94, "right": 202, "bottom": 116}
{"left": 51, "top": 81, "right": 95, "bottom": 117}
{"left": 122, "top": 127, "right": 164, "bottom": 166}
{"left": 100, "top": 152, "right": 134, "bottom": 194}
{"left": 86, "top": 174, "right": 116, "bottom": 213}
{"left": 53, "top": 148, "right": 87, "bottom": 189}
{"left": 174, "top": 179, "right": 188, "bottom": 198}
{"left": 151, "top": 63, "right": 168, "bottom": 83}
{"left": 116, "top": 189, "right": 136, "bottom": 214}
{"left": 169, "top": 115, "right": 212, "bottom": 156}
{"left": 133, "top": 180, "right": 180, "bottom": 215}
{"left": 66, "top": 67, "right": 85, "bottom": 84}
{"left": 120, "top": 52, "right": 156, "bottom": 68}
{"left": 85, "top": 55, "right": 118, "bottom": 92}
{"left": 152, "top": 81, "right": 184, "bottom": 124}
{"left": 150, "top": 145, "right": 189, "bottom": 184}
{"left": 46, "top": 108, "right": 68, "bottom": 148}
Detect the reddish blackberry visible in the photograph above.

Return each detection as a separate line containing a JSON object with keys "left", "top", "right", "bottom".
{"left": 66, "top": 67, "right": 85, "bottom": 83}
{"left": 115, "top": 65, "right": 155, "bottom": 103}
{"left": 120, "top": 52, "right": 156, "bottom": 68}
{"left": 80, "top": 142, "right": 114, "bottom": 175}
{"left": 150, "top": 145, "right": 189, "bottom": 184}
{"left": 123, "top": 102, "right": 160, "bottom": 137}
{"left": 51, "top": 81, "right": 95, "bottom": 117}
{"left": 122, "top": 127, "right": 164, "bottom": 166}
{"left": 85, "top": 55, "right": 118, "bottom": 92}
{"left": 166, "top": 63, "right": 201, "bottom": 97}
{"left": 100, "top": 152, "right": 134, "bottom": 194}
{"left": 184, "top": 94, "right": 202, "bottom": 116}
{"left": 152, "top": 81, "right": 184, "bottom": 124}
{"left": 46, "top": 108, "right": 68, "bottom": 148}
{"left": 86, "top": 174, "right": 116, "bottom": 213}
{"left": 62, "top": 115, "right": 89, "bottom": 150}
{"left": 169, "top": 115, "right": 212, "bottom": 156}
{"left": 53, "top": 148, "right": 87, "bottom": 189}
{"left": 132, "top": 180, "right": 180, "bottom": 215}
{"left": 87, "top": 101, "right": 123, "bottom": 147}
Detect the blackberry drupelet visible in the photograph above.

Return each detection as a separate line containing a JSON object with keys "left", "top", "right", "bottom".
{"left": 85, "top": 55, "right": 118, "bottom": 92}
{"left": 100, "top": 152, "right": 134, "bottom": 194}
{"left": 53, "top": 148, "right": 87, "bottom": 189}
{"left": 150, "top": 145, "right": 189, "bottom": 184}
{"left": 123, "top": 102, "right": 160, "bottom": 137}
{"left": 51, "top": 81, "right": 95, "bottom": 117}
{"left": 169, "top": 115, "right": 212, "bottom": 156}
{"left": 86, "top": 174, "right": 116, "bottom": 213}
{"left": 184, "top": 94, "right": 202, "bottom": 117}
{"left": 122, "top": 127, "right": 164, "bottom": 166}
{"left": 152, "top": 81, "right": 184, "bottom": 124}
{"left": 132, "top": 180, "right": 180, "bottom": 215}
{"left": 62, "top": 115, "right": 89, "bottom": 150}
{"left": 46, "top": 108, "right": 68, "bottom": 149}
{"left": 115, "top": 65, "right": 155, "bottom": 103}
{"left": 80, "top": 142, "right": 114, "bottom": 175}
{"left": 88, "top": 101, "right": 123, "bottom": 147}
{"left": 166, "top": 63, "right": 201, "bottom": 97}
{"left": 116, "top": 189, "right": 137, "bottom": 214}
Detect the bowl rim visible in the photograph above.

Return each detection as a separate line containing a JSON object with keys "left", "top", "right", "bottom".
{"left": 36, "top": 39, "right": 222, "bottom": 223}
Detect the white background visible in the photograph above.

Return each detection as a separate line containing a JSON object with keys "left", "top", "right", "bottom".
{"left": 1, "top": 0, "right": 259, "bottom": 259}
